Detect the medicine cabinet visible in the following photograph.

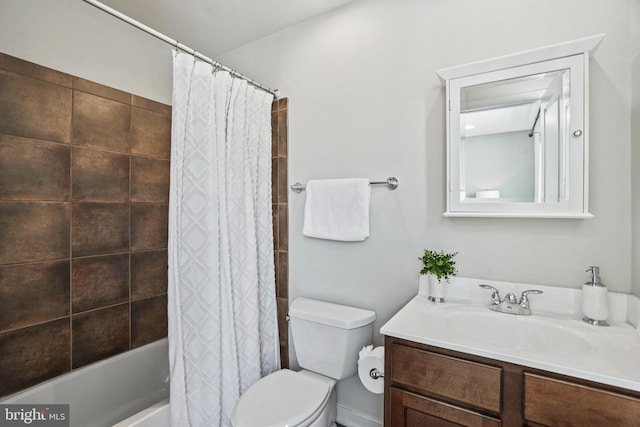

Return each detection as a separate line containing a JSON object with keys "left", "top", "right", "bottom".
{"left": 437, "top": 34, "right": 605, "bottom": 218}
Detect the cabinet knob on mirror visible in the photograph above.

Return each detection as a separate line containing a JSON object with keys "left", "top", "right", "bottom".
{"left": 573, "top": 129, "right": 583, "bottom": 137}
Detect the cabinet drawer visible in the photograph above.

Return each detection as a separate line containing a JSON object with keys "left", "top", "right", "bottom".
{"left": 390, "top": 344, "right": 502, "bottom": 413}
{"left": 524, "top": 373, "right": 640, "bottom": 427}
{"left": 390, "top": 387, "right": 501, "bottom": 427}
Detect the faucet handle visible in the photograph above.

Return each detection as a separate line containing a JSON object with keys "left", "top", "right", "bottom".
{"left": 479, "top": 284, "right": 501, "bottom": 305}
{"left": 520, "top": 289, "right": 543, "bottom": 307}
{"left": 521, "top": 289, "right": 543, "bottom": 297}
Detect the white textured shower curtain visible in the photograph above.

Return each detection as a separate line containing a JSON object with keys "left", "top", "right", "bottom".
{"left": 168, "top": 52, "right": 280, "bottom": 427}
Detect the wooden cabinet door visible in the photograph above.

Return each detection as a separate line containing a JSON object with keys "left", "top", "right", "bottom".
{"left": 390, "top": 388, "right": 501, "bottom": 427}
{"left": 524, "top": 373, "right": 640, "bottom": 427}
{"left": 389, "top": 343, "right": 502, "bottom": 413}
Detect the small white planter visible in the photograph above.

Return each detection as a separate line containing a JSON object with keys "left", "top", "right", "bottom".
{"left": 426, "top": 274, "right": 446, "bottom": 303}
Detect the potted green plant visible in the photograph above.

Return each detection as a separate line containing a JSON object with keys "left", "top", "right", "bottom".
{"left": 418, "top": 249, "right": 458, "bottom": 303}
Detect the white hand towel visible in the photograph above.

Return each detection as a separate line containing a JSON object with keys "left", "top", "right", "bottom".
{"left": 303, "top": 178, "right": 371, "bottom": 241}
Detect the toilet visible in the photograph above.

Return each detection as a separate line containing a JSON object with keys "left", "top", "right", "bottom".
{"left": 231, "top": 297, "right": 376, "bottom": 427}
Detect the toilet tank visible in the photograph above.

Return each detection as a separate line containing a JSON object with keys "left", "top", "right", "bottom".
{"left": 289, "top": 297, "right": 376, "bottom": 380}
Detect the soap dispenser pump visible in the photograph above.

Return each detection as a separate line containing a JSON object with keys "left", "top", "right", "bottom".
{"left": 582, "top": 266, "right": 609, "bottom": 326}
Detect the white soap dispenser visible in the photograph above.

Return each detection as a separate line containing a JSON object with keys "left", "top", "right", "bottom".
{"left": 582, "top": 266, "right": 609, "bottom": 326}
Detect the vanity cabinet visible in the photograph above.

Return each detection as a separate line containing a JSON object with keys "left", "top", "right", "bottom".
{"left": 389, "top": 389, "right": 500, "bottom": 427}
{"left": 384, "top": 336, "right": 640, "bottom": 427}
{"left": 524, "top": 374, "right": 640, "bottom": 427}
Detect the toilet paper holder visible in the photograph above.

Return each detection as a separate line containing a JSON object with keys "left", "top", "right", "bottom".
{"left": 369, "top": 368, "right": 384, "bottom": 380}
{"left": 359, "top": 345, "right": 385, "bottom": 394}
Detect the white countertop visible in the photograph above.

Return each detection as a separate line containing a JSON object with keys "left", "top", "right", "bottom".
{"left": 380, "top": 278, "right": 640, "bottom": 392}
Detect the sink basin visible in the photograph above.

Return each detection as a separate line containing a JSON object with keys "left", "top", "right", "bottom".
{"left": 444, "top": 310, "right": 592, "bottom": 355}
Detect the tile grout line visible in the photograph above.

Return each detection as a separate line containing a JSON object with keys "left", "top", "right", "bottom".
{"left": 69, "top": 85, "right": 75, "bottom": 372}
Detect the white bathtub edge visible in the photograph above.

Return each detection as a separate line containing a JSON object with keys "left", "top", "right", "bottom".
{"left": 112, "top": 399, "right": 170, "bottom": 427}
{"left": 1, "top": 338, "right": 169, "bottom": 427}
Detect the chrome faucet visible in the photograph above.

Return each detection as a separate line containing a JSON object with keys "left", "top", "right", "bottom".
{"left": 479, "top": 284, "right": 543, "bottom": 315}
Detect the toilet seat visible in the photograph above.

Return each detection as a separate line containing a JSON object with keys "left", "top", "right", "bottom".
{"left": 231, "top": 369, "right": 331, "bottom": 427}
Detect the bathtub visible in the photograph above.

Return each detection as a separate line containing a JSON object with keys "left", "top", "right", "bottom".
{"left": 0, "top": 338, "right": 169, "bottom": 427}
{"left": 112, "top": 398, "right": 170, "bottom": 427}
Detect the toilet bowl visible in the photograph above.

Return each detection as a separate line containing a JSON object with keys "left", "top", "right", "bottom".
{"left": 231, "top": 298, "right": 376, "bottom": 427}
{"left": 231, "top": 369, "right": 335, "bottom": 427}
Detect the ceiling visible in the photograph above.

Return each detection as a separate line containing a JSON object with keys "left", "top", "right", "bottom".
{"left": 98, "top": 0, "right": 358, "bottom": 58}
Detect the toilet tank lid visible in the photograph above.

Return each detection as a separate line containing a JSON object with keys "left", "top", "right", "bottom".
{"left": 289, "top": 297, "right": 376, "bottom": 329}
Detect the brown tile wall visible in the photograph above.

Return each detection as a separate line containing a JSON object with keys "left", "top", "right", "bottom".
{"left": 272, "top": 98, "right": 289, "bottom": 369}
{"left": 0, "top": 52, "right": 288, "bottom": 396}
{"left": 0, "top": 53, "right": 170, "bottom": 397}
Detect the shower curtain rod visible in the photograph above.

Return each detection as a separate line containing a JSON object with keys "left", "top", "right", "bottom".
{"left": 82, "top": 0, "right": 279, "bottom": 98}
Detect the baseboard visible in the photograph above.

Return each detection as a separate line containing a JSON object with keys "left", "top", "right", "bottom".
{"left": 336, "top": 404, "right": 383, "bottom": 427}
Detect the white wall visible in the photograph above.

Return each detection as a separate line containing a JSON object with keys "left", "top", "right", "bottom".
{"left": 218, "top": 0, "right": 636, "bottom": 421}
{"left": 0, "top": 0, "right": 173, "bottom": 104}
{"left": 632, "top": 0, "right": 640, "bottom": 298}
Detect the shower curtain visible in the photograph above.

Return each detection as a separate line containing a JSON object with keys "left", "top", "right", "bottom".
{"left": 168, "top": 52, "right": 280, "bottom": 427}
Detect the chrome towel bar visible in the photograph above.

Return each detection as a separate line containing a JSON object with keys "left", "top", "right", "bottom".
{"left": 290, "top": 177, "right": 398, "bottom": 194}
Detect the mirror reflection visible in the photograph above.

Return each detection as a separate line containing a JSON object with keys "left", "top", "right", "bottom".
{"left": 458, "top": 69, "right": 570, "bottom": 204}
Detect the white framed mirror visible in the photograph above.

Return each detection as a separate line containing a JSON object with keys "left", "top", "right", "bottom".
{"left": 437, "top": 34, "right": 605, "bottom": 218}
